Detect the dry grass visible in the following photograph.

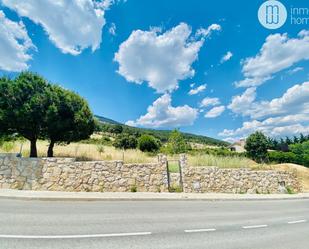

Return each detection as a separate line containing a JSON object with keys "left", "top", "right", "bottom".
{"left": 187, "top": 154, "right": 261, "bottom": 169}
{"left": 269, "top": 163, "right": 309, "bottom": 192}
{"left": 0, "top": 140, "right": 157, "bottom": 163}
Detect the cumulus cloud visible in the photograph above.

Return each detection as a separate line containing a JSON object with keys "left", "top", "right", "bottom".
{"left": 114, "top": 22, "right": 221, "bottom": 93}
{"left": 2, "top": 0, "right": 109, "bottom": 55}
{"left": 228, "top": 87, "right": 256, "bottom": 116}
{"left": 221, "top": 82, "right": 309, "bottom": 139}
{"left": 220, "top": 51, "right": 233, "bottom": 63}
{"left": 229, "top": 82, "right": 309, "bottom": 119}
{"left": 0, "top": 10, "right": 35, "bottom": 71}
{"left": 204, "top": 105, "right": 225, "bottom": 118}
{"left": 235, "top": 30, "right": 309, "bottom": 87}
{"left": 195, "top": 24, "right": 221, "bottom": 38}
{"left": 200, "top": 97, "right": 220, "bottom": 107}
{"left": 219, "top": 115, "right": 309, "bottom": 139}
{"left": 188, "top": 84, "right": 207, "bottom": 95}
{"left": 126, "top": 94, "right": 198, "bottom": 128}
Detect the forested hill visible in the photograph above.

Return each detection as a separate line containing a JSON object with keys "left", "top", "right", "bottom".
{"left": 94, "top": 115, "right": 229, "bottom": 146}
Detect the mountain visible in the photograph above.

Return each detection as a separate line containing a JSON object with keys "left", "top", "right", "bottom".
{"left": 94, "top": 115, "right": 229, "bottom": 146}
{"left": 94, "top": 115, "right": 121, "bottom": 125}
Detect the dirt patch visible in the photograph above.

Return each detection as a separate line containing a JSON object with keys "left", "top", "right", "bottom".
{"left": 270, "top": 163, "right": 309, "bottom": 192}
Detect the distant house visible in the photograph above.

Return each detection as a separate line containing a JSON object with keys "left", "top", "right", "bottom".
{"left": 229, "top": 139, "right": 246, "bottom": 153}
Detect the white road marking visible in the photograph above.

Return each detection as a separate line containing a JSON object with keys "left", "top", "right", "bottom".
{"left": 0, "top": 232, "right": 152, "bottom": 239}
{"left": 288, "top": 219, "right": 307, "bottom": 224}
{"left": 242, "top": 224, "right": 268, "bottom": 229}
{"left": 184, "top": 228, "right": 216, "bottom": 233}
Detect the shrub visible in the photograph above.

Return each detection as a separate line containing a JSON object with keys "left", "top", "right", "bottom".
{"left": 130, "top": 185, "right": 137, "bottom": 192}
{"left": 0, "top": 141, "right": 15, "bottom": 152}
{"left": 109, "top": 124, "right": 123, "bottom": 134}
{"left": 268, "top": 151, "right": 297, "bottom": 164}
{"left": 138, "top": 134, "right": 160, "bottom": 152}
{"left": 268, "top": 141, "right": 309, "bottom": 167}
{"left": 97, "top": 145, "right": 104, "bottom": 154}
{"left": 113, "top": 134, "right": 137, "bottom": 150}
{"left": 165, "top": 129, "right": 189, "bottom": 154}
{"left": 289, "top": 141, "right": 309, "bottom": 167}
{"left": 245, "top": 132, "right": 268, "bottom": 163}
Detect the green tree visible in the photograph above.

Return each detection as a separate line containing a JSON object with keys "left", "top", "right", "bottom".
{"left": 138, "top": 134, "right": 160, "bottom": 152}
{"left": 0, "top": 72, "right": 51, "bottom": 157}
{"left": 245, "top": 132, "right": 269, "bottom": 163}
{"left": 113, "top": 134, "right": 137, "bottom": 150}
{"left": 166, "top": 129, "right": 189, "bottom": 154}
{"left": 45, "top": 85, "right": 95, "bottom": 157}
{"left": 290, "top": 141, "right": 309, "bottom": 167}
{"left": 109, "top": 124, "right": 123, "bottom": 134}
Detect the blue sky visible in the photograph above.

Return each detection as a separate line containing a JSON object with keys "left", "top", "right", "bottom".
{"left": 0, "top": 0, "right": 308, "bottom": 141}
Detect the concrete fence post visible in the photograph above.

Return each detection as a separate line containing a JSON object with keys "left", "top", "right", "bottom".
{"left": 179, "top": 154, "right": 187, "bottom": 192}
{"left": 179, "top": 154, "right": 187, "bottom": 171}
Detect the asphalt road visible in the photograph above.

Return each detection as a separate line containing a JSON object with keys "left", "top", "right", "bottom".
{"left": 0, "top": 198, "right": 308, "bottom": 249}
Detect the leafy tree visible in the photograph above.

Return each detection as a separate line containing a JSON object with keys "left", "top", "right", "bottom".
{"left": 138, "top": 134, "right": 160, "bottom": 152}
{"left": 45, "top": 85, "right": 95, "bottom": 157}
{"left": 299, "top": 133, "right": 306, "bottom": 143}
{"left": 245, "top": 131, "right": 268, "bottom": 163}
{"left": 0, "top": 72, "right": 95, "bottom": 158}
{"left": 290, "top": 141, "right": 309, "bottom": 167}
{"left": 293, "top": 136, "right": 299, "bottom": 144}
{"left": 113, "top": 134, "right": 137, "bottom": 150}
{"left": 165, "top": 129, "right": 189, "bottom": 154}
{"left": 109, "top": 124, "right": 123, "bottom": 134}
{"left": 0, "top": 72, "right": 51, "bottom": 157}
{"left": 285, "top": 136, "right": 292, "bottom": 145}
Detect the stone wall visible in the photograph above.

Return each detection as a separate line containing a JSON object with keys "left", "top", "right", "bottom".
{"left": 0, "top": 154, "right": 168, "bottom": 192}
{"left": 182, "top": 166, "right": 301, "bottom": 194}
{"left": 0, "top": 153, "right": 301, "bottom": 193}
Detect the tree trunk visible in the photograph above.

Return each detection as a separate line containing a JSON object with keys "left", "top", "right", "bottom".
{"left": 47, "top": 140, "right": 55, "bottom": 157}
{"left": 30, "top": 138, "right": 37, "bottom": 158}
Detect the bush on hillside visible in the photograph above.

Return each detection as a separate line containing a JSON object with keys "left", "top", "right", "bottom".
{"left": 109, "top": 124, "right": 123, "bottom": 134}
{"left": 268, "top": 141, "right": 309, "bottom": 167}
{"left": 113, "top": 134, "right": 137, "bottom": 150}
{"left": 268, "top": 151, "right": 297, "bottom": 164}
{"left": 290, "top": 141, "right": 309, "bottom": 167}
{"left": 138, "top": 134, "right": 160, "bottom": 152}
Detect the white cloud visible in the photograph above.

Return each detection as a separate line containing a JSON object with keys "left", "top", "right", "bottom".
{"left": 195, "top": 24, "right": 221, "bottom": 38}
{"left": 287, "top": 67, "right": 303, "bottom": 75}
{"left": 188, "top": 84, "right": 207, "bottom": 95}
{"left": 190, "top": 83, "right": 195, "bottom": 88}
{"left": 114, "top": 22, "right": 221, "bottom": 93}
{"left": 235, "top": 30, "right": 309, "bottom": 87}
{"left": 200, "top": 97, "right": 220, "bottom": 107}
{"left": 0, "top": 10, "right": 35, "bottom": 71}
{"left": 109, "top": 22, "right": 116, "bottom": 36}
{"left": 229, "top": 82, "right": 309, "bottom": 119}
{"left": 219, "top": 115, "right": 309, "bottom": 139}
{"left": 221, "top": 82, "right": 309, "bottom": 139}
{"left": 220, "top": 51, "right": 233, "bottom": 63}
{"left": 2, "top": 0, "right": 109, "bottom": 55}
{"left": 228, "top": 87, "right": 256, "bottom": 116}
{"left": 126, "top": 94, "right": 198, "bottom": 128}
{"left": 204, "top": 105, "right": 225, "bottom": 118}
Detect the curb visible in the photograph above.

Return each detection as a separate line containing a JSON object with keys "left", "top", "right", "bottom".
{"left": 0, "top": 190, "right": 308, "bottom": 202}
